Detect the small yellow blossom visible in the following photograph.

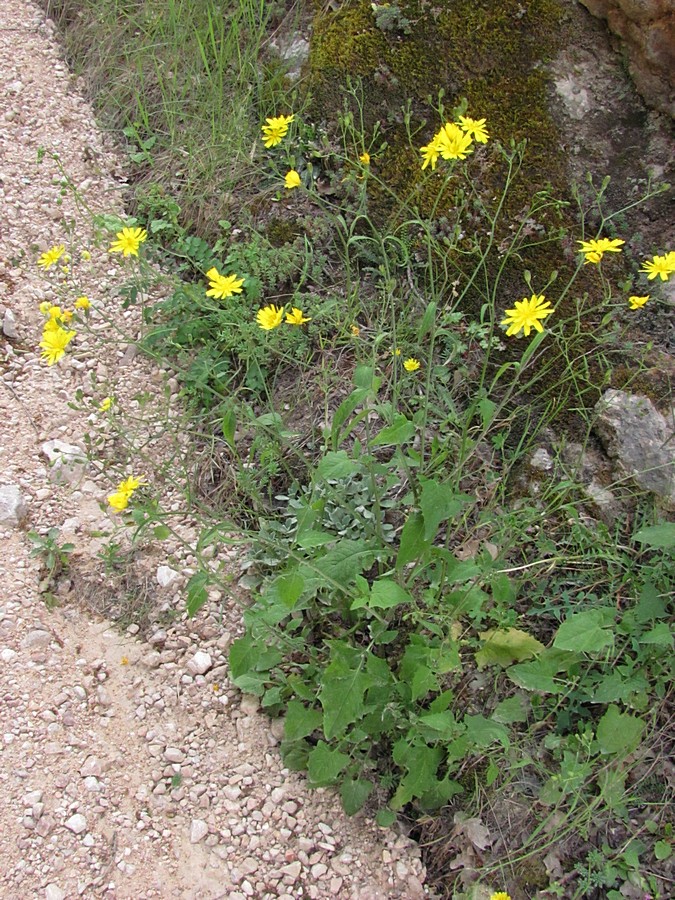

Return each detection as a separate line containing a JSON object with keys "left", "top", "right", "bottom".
{"left": 118, "top": 475, "right": 146, "bottom": 494}
{"left": 403, "top": 357, "right": 421, "bottom": 372}
{"left": 109, "top": 226, "right": 148, "bottom": 257}
{"left": 256, "top": 304, "right": 284, "bottom": 330}
{"left": 39, "top": 326, "right": 76, "bottom": 365}
{"left": 120, "top": 656, "right": 129, "bottom": 666}
{"left": 81, "top": 249, "right": 92, "bottom": 261}
{"left": 46, "top": 305, "right": 63, "bottom": 319}
{"left": 640, "top": 252, "right": 675, "bottom": 281}
{"left": 458, "top": 115, "right": 489, "bottom": 143}
{"left": 61, "top": 310, "right": 74, "bottom": 323}
{"left": 37, "top": 245, "right": 65, "bottom": 270}
{"left": 75, "top": 296, "right": 91, "bottom": 310}
{"left": 285, "top": 307, "right": 311, "bottom": 325}
{"left": 261, "top": 113, "right": 294, "bottom": 148}
{"left": 350, "top": 324, "right": 360, "bottom": 337}
{"left": 39, "top": 301, "right": 51, "bottom": 315}
{"left": 284, "top": 169, "right": 301, "bottom": 190}
{"left": 205, "top": 267, "right": 245, "bottom": 300}
{"left": 577, "top": 237, "right": 625, "bottom": 264}
{"left": 628, "top": 295, "right": 649, "bottom": 309}
{"left": 437, "top": 122, "right": 474, "bottom": 160}
{"left": 394, "top": 348, "right": 401, "bottom": 356}
{"left": 420, "top": 133, "right": 443, "bottom": 171}
{"left": 359, "top": 151, "right": 371, "bottom": 165}
{"left": 99, "top": 397, "right": 113, "bottom": 411}
{"left": 107, "top": 474, "right": 145, "bottom": 512}
{"left": 489, "top": 893, "right": 511, "bottom": 900}
{"left": 501, "top": 294, "right": 554, "bottom": 337}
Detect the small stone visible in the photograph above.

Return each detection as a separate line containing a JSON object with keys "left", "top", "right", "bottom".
{"left": 148, "top": 629, "right": 167, "bottom": 647}
{"left": 2, "top": 309, "right": 18, "bottom": 338}
{"left": 190, "top": 818, "right": 209, "bottom": 843}
{"left": 41, "top": 440, "right": 87, "bottom": 486}
{"left": 83, "top": 776, "right": 100, "bottom": 792}
{"left": 45, "top": 885, "right": 66, "bottom": 900}
{"left": 156, "top": 565, "right": 179, "bottom": 587}
{"left": 187, "top": 651, "right": 212, "bottom": 676}
{"left": 281, "top": 861, "right": 302, "bottom": 879}
{"left": 0, "top": 484, "right": 29, "bottom": 527}
{"left": 311, "top": 863, "right": 328, "bottom": 878}
{"left": 64, "top": 813, "right": 87, "bottom": 834}
{"left": 1, "top": 648, "right": 17, "bottom": 662}
{"left": 21, "top": 629, "right": 52, "bottom": 649}
{"left": 164, "top": 747, "right": 185, "bottom": 764}
{"left": 80, "top": 756, "right": 103, "bottom": 777}
{"left": 35, "top": 815, "right": 56, "bottom": 837}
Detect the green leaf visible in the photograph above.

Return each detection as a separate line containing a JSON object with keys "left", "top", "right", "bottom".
{"left": 553, "top": 608, "right": 615, "bottom": 653}
{"left": 185, "top": 571, "right": 209, "bottom": 617}
{"left": 633, "top": 523, "right": 675, "bottom": 549}
{"left": 507, "top": 650, "right": 572, "bottom": 694}
{"left": 633, "top": 581, "right": 668, "bottom": 622}
{"left": 376, "top": 808, "right": 396, "bottom": 827}
{"left": 340, "top": 778, "right": 374, "bottom": 815}
{"left": 314, "top": 539, "right": 377, "bottom": 587}
{"left": 307, "top": 741, "right": 350, "bottom": 786}
{"left": 464, "top": 714, "right": 510, "bottom": 750}
{"left": 296, "top": 529, "right": 334, "bottom": 550}
{"left": 274, "top": 571, "right": 306, "bottom": 608}
{"left": 284, "top": 700, "right": 323, "bottom": 742}
{"left": 419, "top": 479, "right": 472, "bottom": 541}
{"left": 477, "top": 397, "right": 497, "bottom": 429}
{"left": 396, "top": 512, "right": 429, "bottom": 570}
{"left": 331, "top": 388, "right": 369, "bottom": 448}
{"left": 368, "top": 578, "right": 413, "bottom": 610}
{"left": 319, "top": 647, "right": 372, "bottom": 739}
{"left": 280, "top": 739, "right": 311, "bottom": 771}
{"left": 153, "top": 525, "right": 171, "bottom": 540}
{"left": 492, "top": 695, "right": 529, "bottom": 724}
{"left": 639, "top": 622, "right": 673, "bottom": 646}
{"left": 221, "top": 407, "right": 236, "bottom": 447}
{"left": 391, "top": 740, "right": 443, "bottom": 808}
{"left": 596, "top": 705, "right": 644, "bottom": 756}
{"left": 369, "top": 414, "right": 415, "bottom": 447}
{"left": 229, "top": 634, "right": 259, "bottom": 682}
{"left": 417, "top": 300, "right": 436, "bottom": 341}
{"left": 417, "top": 711, "right": 459, "bottom": 741}
{"left": 353, "top": 365, "right": 380, "bottom": 392}
{"left": 316, "top": 450, "right": 360, "bottom": 480}
{"left": 654, "top": 840, "right": 672, "bottom": 861}
{"left": 476, "top": 628, "right": 545, "bottom": 669}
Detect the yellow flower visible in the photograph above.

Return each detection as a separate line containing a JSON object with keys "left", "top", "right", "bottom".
{"left": 75, "top": 296, "right": 91, "bottom": 310}
{"left": 437, "top": 122, "right": 474, "bottom": 160}
{"left": 458, "top": 115, "right": 489, "bottom": 143}
{"left": 107, "top": 474, "right": 145, "bottom": 512}
{"left": 640, "top": 252, "right": 675, "bottom": 281}
{"left": 350, "top": 324, "right": 360, "bottom": 337}
{"left": 393, "top": 348, "right": 401, "bottom": 356}
{"left": 628, "top": 295, "right": 649, "bottom": 309}
{"left": 501, "top": 293, "right": 554, "bottom": 337}
{"left": 39, "top": 301, "right": 51, "bottom": 315}
{"left": 261, "top": 113, "right": 295, "bottom": 148}
{"left": 109, "top": 226, "right": 148, "bottom": 257}
{"left": 61, "top": 310, "right": 74, "bottom": 323}
{"left": 256, "top": 304, "right": 284, "bottom": 330}
{"left": 359, "top": 151, "right": 371, "bottom": 165}
{"left": 577, "top": 237, "right": 625, "bottom": 264}
{"left": 284, "top": 169, "right": 301, "bottom": 190}
{"left": 99, "top": 397, "right": 113, "bottom": 411}
{"left": 420, "top": 133, "right": 443, "bottom": 171}
{"left": 205, "top": 267, "right": 245, "bottom": 299}
{"left": 81, "top": 249, "right": 92, "bottom": 261}
{"left": 39, "top": 326, "right": 76, "bottom": 365}
{"left": 37, "top": 245, "right": 65, "bottom": 269}
{"left": 285, "top": 307, "right": 311, "bottom": 325}
{"left": 120, "top": 656, "right": 129, "bottom": 666}
{"left": 489, "top": 893, "right": 511, "bottom": 900}
{"left": 118, "top": 475, "right": 146, "bottom": 494}
{"left": 403, "top": 357, "right": 421, "bottom": 372}
{"left": 46, "top": 305, "right": 63, "bottom": 319}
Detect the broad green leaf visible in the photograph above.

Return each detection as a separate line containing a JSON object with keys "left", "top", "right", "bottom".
{"left": 186, "top": 571, "right": 209, "bottom": 617}
{"left": 228, "top": 635, "right": 258, "bottom": 681}
{"left": 419, "top": 479, "right": 472, "bottom": 541}
{"left": 448, "top": 585, "right": 488, "bottom": 618}
{"left": 307, "top": 742, "right": 350, "bottom": 785}
{"left": 633, "top": 581, "right": 668, "bottom": 622}
{"left": 376, "top": 808, "right": 397, "bottom": 827}
{"left": 417, "top": 711, "right": 459, "bottom": 741}
{"left": 633, "top": 523, "right": 675, "bottom": 549}
{"left": 331, "top": 387, "right": 368, "bottom": 448}
{"left": 391, "top": 740, "right": 443, "bottom": 808}
{"left": 654, "top": 840, "right": 672, "bottom": 861}
{"left": 596, "top": 704, "right": 645, "bottom": 755}
{"left": 476, "top": 628, "right": 545, "bottom": 669}
{"left": 410, "top": 665, "right": 439, "bottom": 702}
{"left": 314, "top": 539, "right": 377, "bottom": 587}
{"left": 369, "top": 578, "right": 413, "bottom": 610}
{"left": 153, "top": 524, "right": 171, "bottom": 540}
{"left": 284, "top": 700, "right": 323, "bottom": 742}
{"left": 280, "top": 739, "right": 311, "bottom": 771}
{"left": 274, "top": 571, "right": 305, "bottom": 608}
{"left": 396, "top": 512, "right": 429, "bottom": 570}
{"left": 477, "top": 397, "right": 497, "bottom": 429}
{"left": 340, "top": 778, "right": 374, "bottom": 815}
{"left": 369, "top": 414, "right": 415, "bottom": 447}
{"left": 319, "top": 661, "right": 371, "bottom": 740}
{"left": 507, "top": 650, "right": 572, "bottom": 694}
{"left": 490, "top": 572, "right": 516, "bottom": 604}
{"left": 464, "top": 714, "right": 510, "bottom": 749}
{"left": 221, "top": 407, "right": 236, "bottom": 447}
{"left": 296, "top": 529, "right": 334, "bottom": 550}
{"left": 553, "top": 608, "right": 615, "bottom": 653}
{"left": 353, "top": 364, "right": 380, "bottom": 391}
{"left": 492, "top": 695, "right": 529, "bottom": 724}
{"left": 316, "top": 450, "right": 360, "bottom": 480}
{"left": 639, "top": 622, "right": 673, "bottom": 646}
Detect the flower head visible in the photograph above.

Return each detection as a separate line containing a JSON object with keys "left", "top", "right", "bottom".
{"left": 350, "top": 324, "right": 360, "bottom": 337}
{"left": 39, "top": 326, "right": 76, "bottom": 365}
{"left": 359, "top": 151, "right": 371, "bottom": 165}
{"left": 577, "top": 237, "right": 625, "bottom": 264}
{"left": 256, "top": 304, "right": 284, "bottom": 331}
{"left": 458, "top": 115, "right": 489, "bottom": 143}
{"left": 107, "top": 474, "right": 145, "bottom": 512}
{"left": 61, "top": 310, "right": 74, "bottom": 323}
{"left": 284, "top": 169, "right": 301, "bottom": 190}
{"left": 74, "top": 296, "right": 91, "bottom": 310}
{"left": 438, "top": 123, "right": 474, "bottom": 160}
{"left": 628, "top": 295, "right": 649, "bottom": 310}
{"left": 403, "top": 357, "right": 421, "bottom": 372}
{"left": 501, "top": 294, "right": 554, "bottom": 337}
{"left": 81, "top": 249, "right": 92, "bottom": 261}
{"left": 107, "top": 490, "right": 130, "bottom": 511}
{"left": 109, "top": 226, "right": 148, "bottom": 257}
{"left": 37, "top": 245, "right": 65, "bottom": 270}
{"left": 99, "top": 397, "right": 113, "bottom": 411}
{"left": 285, "top": 307, "right": 311, "bottom": 325}
{"left": 420, "top": 133, "right": 443, "bottom": 171}
{"left": 205, "top": 267, "right": 245, "bottom": 300}
{"left": 489, "top": 893, "right": 511, "bottom": 900}
{"left": 640, "top": 252, "right": 675, "bottom": 281}
{"left": 261, "top": 113, "right": 294, "bottom": 148}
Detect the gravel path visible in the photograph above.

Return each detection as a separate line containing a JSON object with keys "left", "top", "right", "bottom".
{"left": 0, "top": 3, "right": 427, "bottom": 898}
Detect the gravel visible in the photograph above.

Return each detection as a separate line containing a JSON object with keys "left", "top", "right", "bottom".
{"left": 0, "top": 1, "right": 428, "bottom": 897}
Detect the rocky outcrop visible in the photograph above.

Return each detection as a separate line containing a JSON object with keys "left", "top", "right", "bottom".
{"left": 578, "top": 0, "right": 675, "bottom": 117}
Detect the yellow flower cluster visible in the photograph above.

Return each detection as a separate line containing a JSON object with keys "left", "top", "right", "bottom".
{"left": 577, "top": 237, "right": 625, "bottom": 264}
{"left": 261, "top": 113, "right": 295, "bottom": 149}
{"left": 38, "top": 302, "right": 76, "bottom": 365}
{"left": 107, "top": 475, "right": 146, "bottom": 512}
{"left": 640, "top": 250, "right": 675, "bottom": 281}
{"left": 257, "top": 305, "right": 311, "bottom": 330}
{"left": 420, "top": 115, "right": 489, "bottom": 170}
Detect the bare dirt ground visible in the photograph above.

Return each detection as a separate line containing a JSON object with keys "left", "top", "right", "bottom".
{"left": 0, "top": 2, "right": 428, "bottom": 898}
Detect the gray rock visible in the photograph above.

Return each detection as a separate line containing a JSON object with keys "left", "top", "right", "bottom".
{"left": 80, "top": 756, "right": 103, "bottom": 777}
{"left": 594, "top": 390, "right": 675, "bottom": 508}
{"left": 41, "top": 440, "right": 87, "bottom": 486}
{"left": 187, "top": 651, "right": 213, "bottom": 676}
{"left": 2, "top": 308, "right": 18, "bottom": 338}
{"left": 164, "top": 746, "right": 185, "bottom": 764}
{"left": 190, "top": 818, "right": 209, "bottom": 843}
{"left": 0, "top": 484, "right": 28, "bottom": 526}
{"left": 45, "top": 885, "right": 66, "bottom": 900}
{"left": 21, "top": 629, "right": 52, "bottom": 649}
{"left": 156, "top": 565, "right": 178, "bottom": 587}
{"left": 64, "top": 813, "right": 87, "bottom": 834}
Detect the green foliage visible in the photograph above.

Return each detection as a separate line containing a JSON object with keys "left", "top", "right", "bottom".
{"left": 28, "top": 527, "right": 75, "bottom": 596}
